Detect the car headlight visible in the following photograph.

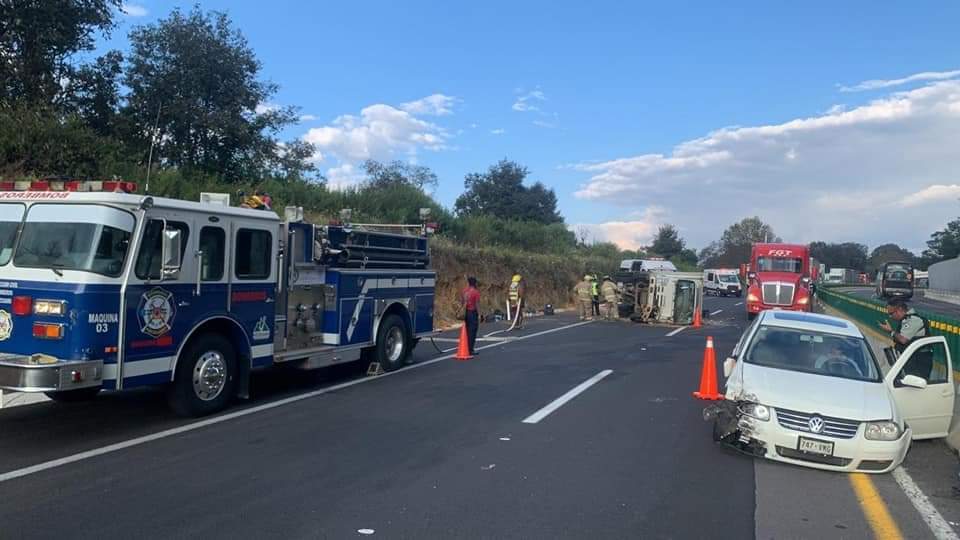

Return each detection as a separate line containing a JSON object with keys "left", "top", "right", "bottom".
{"left": 739, "top": 402, "right": 770, "bottom": 421}
{"left": 865, "top": 421, "right": 901, "bottom": 441}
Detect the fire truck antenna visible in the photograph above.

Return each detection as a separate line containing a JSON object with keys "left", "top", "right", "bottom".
{"left": 145, "top": 101, "right": 162, "bottom": 195}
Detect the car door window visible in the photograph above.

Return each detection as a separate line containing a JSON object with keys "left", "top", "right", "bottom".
{"left": 199, "top": 227, "right": 225, "bottom": 281}
{"left": 135, "top": 220, "right": 190, "bottom": 280}
{"left": 897, "top": 341, "right": 948, "bottom": 385}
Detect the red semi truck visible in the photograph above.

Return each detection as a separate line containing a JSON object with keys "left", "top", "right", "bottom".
{"left": 745, "top": 243, "right": 814, "bottom": 320}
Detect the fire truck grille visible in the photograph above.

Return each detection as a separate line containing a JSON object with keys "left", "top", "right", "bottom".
{"left": 762, "top": 283, "right": 795, "bottom": 306}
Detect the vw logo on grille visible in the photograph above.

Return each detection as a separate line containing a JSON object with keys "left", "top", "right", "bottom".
{"left": 808, "top": 416, "right": 825, "bottom": 434}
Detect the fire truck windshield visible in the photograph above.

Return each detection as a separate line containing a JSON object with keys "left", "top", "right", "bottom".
{"left": 756, "top": 256, "right": 803, "bottom": 273}
{"left": 0, "top": 203, "right": 24, "bottom": 265}
{"left": 12, "top": 204, "right": 135, "bottom": 277}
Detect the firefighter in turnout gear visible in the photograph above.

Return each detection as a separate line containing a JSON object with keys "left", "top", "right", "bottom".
{"left": 600, "top": 275, "right": 619, "bottom": 320}
{"left": 591, "top": 274, "right": 601, "bottom": 317}
{"left": 574, "top": 275, "right": 594, "bottom": 321}
{"left": 509, "top": 272, "right": 527, "bottom": 329}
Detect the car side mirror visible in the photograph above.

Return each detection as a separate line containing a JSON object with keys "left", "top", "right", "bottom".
{"left": 723, "top": 357, "right": 737, "bottom": 378}
{"left": 161, "top": 227, "right": 182, "bottom": 280}
{"left": 901, "top": 374, "right": 928, "bottom": 389}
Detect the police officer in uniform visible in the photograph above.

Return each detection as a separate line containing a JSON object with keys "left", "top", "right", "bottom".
{"left": 879, "top": 298, "right": 930, "bottom": 377}
{"left": 574, "top": 275, "right": 594, "bottom": 321}
{"left": 600, "top": 275, "right": 619, "bottom": 320}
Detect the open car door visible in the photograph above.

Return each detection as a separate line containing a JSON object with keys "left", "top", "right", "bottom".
{"left": 884, "top": 336, "right": 955, "bottom": 439}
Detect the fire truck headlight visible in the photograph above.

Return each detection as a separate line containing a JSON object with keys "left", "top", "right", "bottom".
{"left": 34, "top": 300, "right": 67, "bottom": 316}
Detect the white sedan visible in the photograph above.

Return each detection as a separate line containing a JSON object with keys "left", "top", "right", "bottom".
{"left": 712, "top": 310, "right": 954, "bottom": 473}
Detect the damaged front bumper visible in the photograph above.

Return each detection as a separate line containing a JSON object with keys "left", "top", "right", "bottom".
{"left": 704, "top": 400, "right": 911, "bottom": 474}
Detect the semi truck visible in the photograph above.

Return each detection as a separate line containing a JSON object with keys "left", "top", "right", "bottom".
{"left": 0, "top": 180, "right": 436, "bottom": 416}
{"left": 745, "top": 243, "right": 813, "bottom": 320}
{"left": 825, "top": 268, "right": 857, "bottom": 285}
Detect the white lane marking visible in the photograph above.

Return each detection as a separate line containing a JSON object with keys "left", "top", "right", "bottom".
{"left": 666, "top": 326, "right": 686, "bottom": 337}
{"left": 710, "top": 309, "right": 724, "bottom": 316}
{"left": 522, "top": 369, "right": 613, "bottom": 424}
{"left": 485, "top": 329, "right": 507, "bottom": 337}
{"left": 0, "top": 319, "right": 595, "bottom": 485}
{"left": 735, "top": 302, "right": 743, "bottom": 306}
{"left": 892, "top": 467, "right": 960, "bottom": 540}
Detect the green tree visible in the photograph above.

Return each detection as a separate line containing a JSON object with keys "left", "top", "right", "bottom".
{"left": 650, "top": 224, "right": 685, "bottom": 259}
{"left": 809, "top": 241, "right": 869, "bottom": 272}
{"left": 866, "top": 243, "right": 916, "bottom": 275}
{"left": 362, "top": 160, "right": 438, "bottom": 192}
{"left": 63, "top": 50, "right": 124, "bottom": 136}
{"left": 0, "top": 0, "right": 121, "bottom": 108}
{"left": 124, "top": 7, "right": 300, "bottom": 180}
{"left": 454, "top": 159, "right": 562, "bottom": 224}
{"left": 700, "top": 217, "right": 780, "bottom": 267}
{"left": 922, "top": 218, "right": 960, "bottom": 266}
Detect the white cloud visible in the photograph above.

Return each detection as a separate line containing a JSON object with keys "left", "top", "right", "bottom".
{"left": 902, "top": 184, "right": 960, "bottom": 207}
{"left": 532, "top": 119, "right": 557, "bottom": 129}
{"left": 121, "top": 3, "right": 148, "bottom": 17}
{"left": 574, "top": 80, "right": 960, "bottom": 248}
{"left": 303, "top": 102, "right": 449, "bottom": 164}
{"left": 490, "top": 128, "right": 506, "bottom": 135}
{"left": 840, "top": 69, "right": 960, "bottom": 92}
{"left": 255, "top": 102, "right": 278, "bottom": 115}
{"left": 325, "top": 163, "right": 363, "bottom": 190}
{"left": 512, "top": 89, "right": 546, "bottom": 112}
{"left": 570, "top": 208, "right": 664, "bottom": 250}
{"left": 400, "top": 94, "right": 458, "bottom": 116}
{"left": 299, "top": 114, "right": 317, "bottom": 122}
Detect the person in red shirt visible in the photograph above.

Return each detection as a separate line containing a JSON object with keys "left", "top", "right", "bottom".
{"left": 462, "top": 276, "right": 481, "bottom": 355}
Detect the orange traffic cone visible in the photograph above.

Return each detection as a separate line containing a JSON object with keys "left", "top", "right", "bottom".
{"left": 693, "top": 336, "right": 723, "bottom": 400}
{"left": 454, "top": 324, "right": 473, "bottom": 361}
{"left": 692, "top": 305, "right": 703, "bottom": 328}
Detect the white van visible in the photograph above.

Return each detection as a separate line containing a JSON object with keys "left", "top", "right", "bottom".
{"left": 704, "top": 268, "right": 742, "bottom": 297}
{"left": 619, "top": 259, "right": 678, "bottom": 272}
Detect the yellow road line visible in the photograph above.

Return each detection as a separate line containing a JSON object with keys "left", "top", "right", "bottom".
{"left": 850, "top": 473, "right": 904, "bottom": 540}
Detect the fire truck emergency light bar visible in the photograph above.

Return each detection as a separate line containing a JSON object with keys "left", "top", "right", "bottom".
{"left": 0, "top": 179, "right": 138, "bottom": 193}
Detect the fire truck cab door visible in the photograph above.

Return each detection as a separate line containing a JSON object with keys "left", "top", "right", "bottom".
{"left": 121, "top": 213, "right": 204, "bottom": 388}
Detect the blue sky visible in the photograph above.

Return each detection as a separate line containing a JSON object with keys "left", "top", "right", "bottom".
{"left": 104, "top": 1, "right": 960, "bottom": 252}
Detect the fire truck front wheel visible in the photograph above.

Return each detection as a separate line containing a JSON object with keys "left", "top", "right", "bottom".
{"left": 376, "top": 314, "right": 410, "bottom": 372}
{"left": 168, "top": 333, "right": 237, "bottom": 417}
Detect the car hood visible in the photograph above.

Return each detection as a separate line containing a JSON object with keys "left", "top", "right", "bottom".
{"left": 741, "top": 362, "right": 892, "bottom": 421}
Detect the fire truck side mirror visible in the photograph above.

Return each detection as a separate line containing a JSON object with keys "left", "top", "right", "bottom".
{"left": 161, "top": 228, "right": 182, "bottom": 280}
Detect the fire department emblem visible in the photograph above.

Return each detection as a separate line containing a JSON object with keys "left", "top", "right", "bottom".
{"left": 138, "top": 288, "right": 176, "bottom": 338}
{"left": 0, "top": 309, "right": 11, "bottom": 341}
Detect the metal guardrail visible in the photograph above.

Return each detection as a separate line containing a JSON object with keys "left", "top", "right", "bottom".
{"left": 818, "top": 287, "right": 960, "bottom": 368}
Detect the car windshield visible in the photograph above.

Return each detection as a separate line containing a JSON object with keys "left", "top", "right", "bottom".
{"left": 885, "top": 263, "right": 911, "bottom": 280}
{"left": 743, "top": 325, "right": 881, "bottom": 382}
{"left": 13, "top": 204, "right": 135, "bottom": 277}
{"left": 0, "top": 203, "right": 24, "bottom": 265}
{"left": 756, "top": 256, "right": 803, "bottom": 273}
{"left": 719, "top": 274, "right": 739, "bottom": 283}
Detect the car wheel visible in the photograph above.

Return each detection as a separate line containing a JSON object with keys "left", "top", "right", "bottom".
{"left": 168, "top": 333, "right": 236, "bottom": 417}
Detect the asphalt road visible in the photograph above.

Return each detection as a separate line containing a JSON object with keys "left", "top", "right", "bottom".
{"left": 0, "top": 295, "right": 954, "bottom": 539}
{"left": 842, "top": 286, "right": 960, "bottom": 319}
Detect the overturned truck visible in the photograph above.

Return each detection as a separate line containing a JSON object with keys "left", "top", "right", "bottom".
{"left": 614, "top": 270, "right": 704, "bottom": 325}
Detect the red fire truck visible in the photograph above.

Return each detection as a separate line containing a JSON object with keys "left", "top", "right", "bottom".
{"left": 745, "top": 243, "right": 813, "bottom": 320}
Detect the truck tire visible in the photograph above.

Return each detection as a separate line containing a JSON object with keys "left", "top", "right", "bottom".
{"left": 45, "top": 387, "right": 101, "bottom": 402}
{"left": 167, "top": 333, "right": 237, "bottom": 417}
{"left": 375, "top": 314, "right": 410, "bottom": 372}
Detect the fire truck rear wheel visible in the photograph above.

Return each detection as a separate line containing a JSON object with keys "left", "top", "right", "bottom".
{"left": 168, "top": 333, "right": 237, "bottom": 417}
{"left": 44, "top": 387, "right": 101, "bottom": 402}
{"left": 376, "top": 314, "right": 409, "bottom": 372}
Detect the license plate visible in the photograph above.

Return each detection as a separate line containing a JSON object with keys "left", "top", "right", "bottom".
{"left": 798, "top": 436, "right": 834, "bottom": 456}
